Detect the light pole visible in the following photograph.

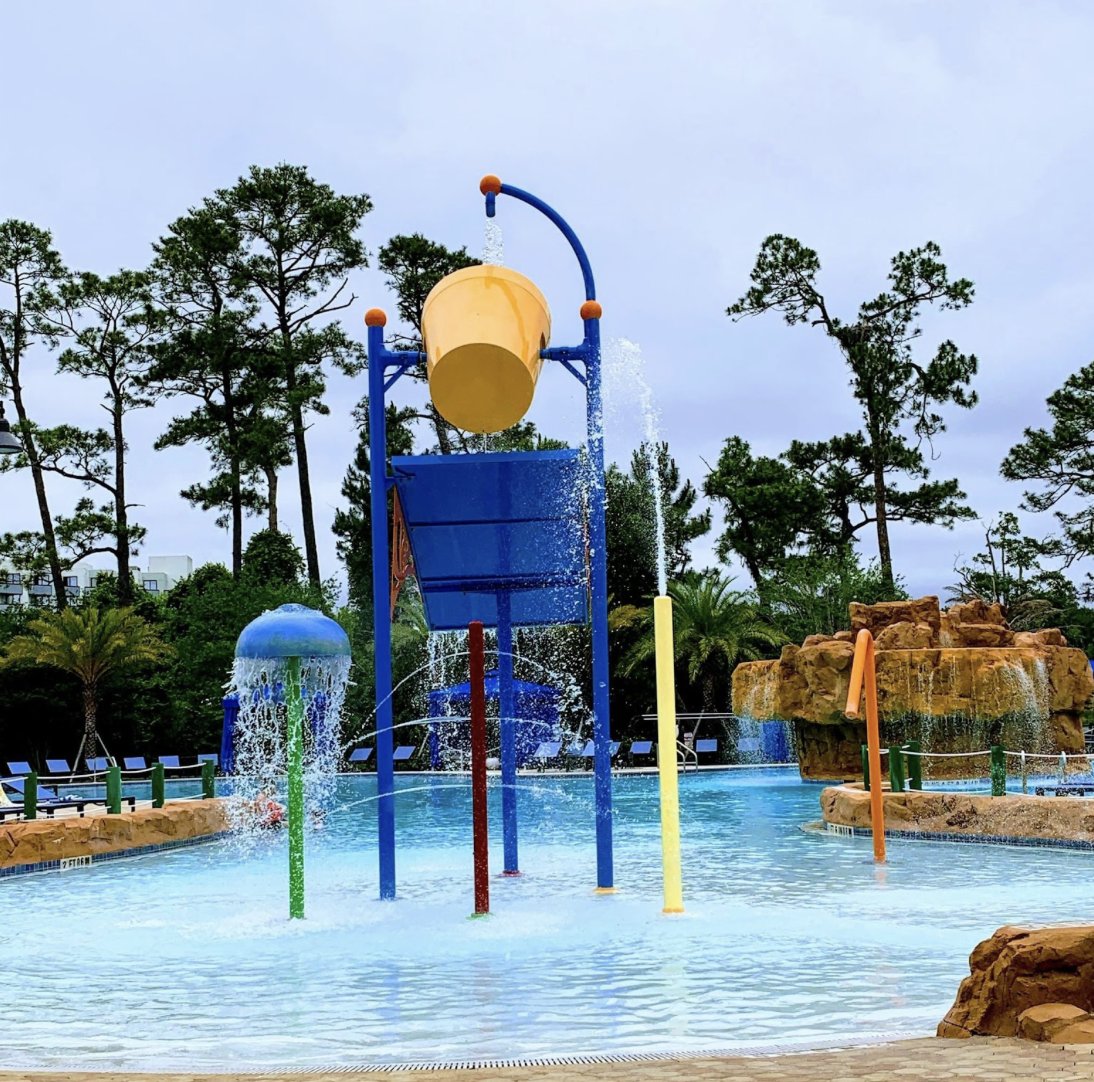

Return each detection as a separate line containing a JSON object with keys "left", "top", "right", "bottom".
{"left": 0, "top": 402, "right": 22, "bottom": 456}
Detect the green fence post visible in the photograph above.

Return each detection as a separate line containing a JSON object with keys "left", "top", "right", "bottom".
{"left": 990, "top": 744, "right": 1006, "bottom": 797}
{"left": 201, "top": 759, "right": 215, "bottom": 800}
{"left": 24, "top": 771, "right": 37, "bottom": 821}
{"left": 906, "top": 741, "right": 923, "bottom": 790}
{"left": 152, "top": 762, "right": 165, "bottom": 809}
{"left": 888, "top": 745, "right": 905, "bottom": 792}
{"left": 861, "top": 743, "right": 870, "bottom": 791}
{"left": 106, "top": 765, "right": 122, "bottom": 814}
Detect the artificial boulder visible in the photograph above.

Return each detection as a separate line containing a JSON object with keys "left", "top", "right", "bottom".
{"left": 939, "top": 925, "right": 1094, "bottom": 1039}
{"left": 732, "top": 596, "right": 1094, "bottom": 779}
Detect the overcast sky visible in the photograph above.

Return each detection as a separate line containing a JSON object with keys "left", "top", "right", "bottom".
{"left": 3, "top": 0, "right": 1094, "bottom": 600}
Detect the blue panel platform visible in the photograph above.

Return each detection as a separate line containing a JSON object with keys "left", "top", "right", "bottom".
{"left": 391, "top": 449, "right": 589, "bottom": 630}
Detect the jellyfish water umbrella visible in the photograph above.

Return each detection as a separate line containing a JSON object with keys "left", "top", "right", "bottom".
{"left": 233, "top": 604, "right": 351, "bottom": 919}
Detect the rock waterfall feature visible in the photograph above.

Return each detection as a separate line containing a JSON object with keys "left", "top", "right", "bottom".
{"left": 732, "top": 597, "right": 1094, "bottom": 780}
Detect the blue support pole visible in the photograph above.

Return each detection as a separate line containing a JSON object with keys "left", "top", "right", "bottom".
{"left": 498, "top": 593, "right": 519, "bottom": 874}
{"left": 367, "top": 316, "right": 397, "bottom": 900}
{"left": 488, "top": 178, "right": 614, "bottom": 892}
{"left": 584, "top": 314, "right": 615, "bottom": 892}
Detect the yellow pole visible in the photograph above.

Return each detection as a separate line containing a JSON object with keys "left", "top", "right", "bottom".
{"left": 654, "top": 595, "right": 684, "bottom": 913}
{"left": 845, "top": 629, "right": 886, "bottom": 863}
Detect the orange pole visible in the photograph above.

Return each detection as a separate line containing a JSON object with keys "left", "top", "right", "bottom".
{"left": 844, "top": 629, "right": 886, "bottom": 863}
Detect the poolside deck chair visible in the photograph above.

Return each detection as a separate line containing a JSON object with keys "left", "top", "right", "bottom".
{"left": 392, "top": 745, "right": 416, "bottom": 766}
{"left": 629, "top": 740, "right": 654, "bottom": 765}
{"left": 2, "top": 778, "right": 94, "bottom": 818}
{"left": 737, "top": 737, "right": 761, "bottom": 758}
{"left": 85, "top": 757, "right": 110, "bottom": 773}
{"left": 196, "top": 753, "right": 219, "bottom": 767}
{"left": 157, "top": 755, "right": 181, "bottom": 769}
{"left": 123, "top": 756, "right": 147, "bottom": 771}
{"left": 6, "top": 761, "right": 32, "bottom": 778}
{"left": 531, "top": 741, "right": 561, "bottom": 770}
{"left": 44, "top": 759, "right": 71, "bottom": 778}
{"left": 695, "top": 738, "right": 718, "bottom": 762}
{"left": 348, "top": 747, "right": 374, "bottom": 767}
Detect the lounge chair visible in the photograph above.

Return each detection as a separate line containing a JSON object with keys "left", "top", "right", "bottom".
{"left": 196, "top": 753, "right": 219, "bottom": 769}
{"left": 348, "top": 747, "right": 374, "bottom": 767}
{"left": 123, "top": 757, "right": 147, "bottom": 771}
{"left": 5, "top": 761, "right": 33, "bottom": 777}
{"left": 85, "top": 757, "right": 111, "bottom": 774}
{"left": 629, "top": 740, "right": 654, "bottom": 765}
{"left": 2, "top": 778, "right": 94, "bottom": 818}
{"left": 695, "top": 738, "right": 718, "bottom": 761}
{"left": 531, "top": 741, "right": 561, "bottom": 770}
{"left": 44, "top": 759, "right": 71, "bottom": 778}
{"left": 392, "top": 745, "right": 416, "bottom": 767}
{"left": 157, "top": 755, "right": 181, "bottom": 769}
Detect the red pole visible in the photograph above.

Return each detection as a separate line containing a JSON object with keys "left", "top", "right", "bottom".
{"left": 469, "top": 620, "right": 490, "bottom": 915}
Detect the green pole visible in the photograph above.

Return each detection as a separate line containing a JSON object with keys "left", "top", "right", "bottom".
{"left": 888, "top": 745, "right": 905, "bottom": 792}
{"left": 861, "top": 743, "right": 870, "bottom": 791}
{"left": 25, "top": 771, "right": 37, "bottom": 821}
{"left": 106, "top": 765, "right": 122, "bottom": 814}
{"left": 152, "top": 762, "right": 165, "bottom": 808}
{"left": 990, "top": 744, "right": 1006, "bottom": 797}
{"left": 906, "top": 741, "right": 923, "bottom": 790}
{"left": 287, "top": 656, "right": 305, "bottom": 920}
{"left": 201, "top": 760, "right": 215, "bottom": 800}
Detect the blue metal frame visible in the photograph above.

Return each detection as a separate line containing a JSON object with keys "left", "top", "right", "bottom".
{"left": 366, "top": 179, "right": 614, "bottom": 899}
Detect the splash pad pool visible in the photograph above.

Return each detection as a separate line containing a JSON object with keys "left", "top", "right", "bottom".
{"left": 6, "top": 767, "right": 1094, "bottom": 1071}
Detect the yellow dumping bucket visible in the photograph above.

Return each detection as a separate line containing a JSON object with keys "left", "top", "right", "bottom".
{"left": 422, "top": 265, "right": 551, "bottom": 434}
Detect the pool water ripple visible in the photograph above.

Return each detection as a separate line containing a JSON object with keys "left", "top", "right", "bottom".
{"left": 0, "top": 769, "right": 1086, "bottom": 1069}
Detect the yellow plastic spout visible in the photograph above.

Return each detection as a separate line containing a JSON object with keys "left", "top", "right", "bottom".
{"left": 654, "top": 595, "right": 684, "bottom": 913}
{"left": 421, "top": 265, "right": 551, "bottom": 434}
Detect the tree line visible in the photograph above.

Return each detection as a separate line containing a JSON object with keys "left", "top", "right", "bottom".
{"left": 3, "top": 166, "right": 1094, "bottom": 766}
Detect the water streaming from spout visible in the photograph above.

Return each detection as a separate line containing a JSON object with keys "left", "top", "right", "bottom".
{"left": 226, "top": 654, "right": 351, "bottom": 844}
{"left": 603, "top": 338, "right": 668, "bottom": 596}
{"left": 482, "top": 219, "right": 504, "bottom": 265}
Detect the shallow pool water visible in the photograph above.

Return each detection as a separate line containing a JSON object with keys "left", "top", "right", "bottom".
{"left": 1, "top": 768, "right": 1086, "bottom": 1069}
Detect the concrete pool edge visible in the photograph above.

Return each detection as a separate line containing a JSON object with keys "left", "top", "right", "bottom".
{"left": 0, "top": 1030, "right": 933, "bottom": 1075}
{"left": 0, "top": 800, "right": 229, "bottom": 878}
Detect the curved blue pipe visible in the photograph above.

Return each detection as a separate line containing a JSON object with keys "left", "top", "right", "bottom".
{"left": 493, "top": 183, "right": 596, "bottom": 302}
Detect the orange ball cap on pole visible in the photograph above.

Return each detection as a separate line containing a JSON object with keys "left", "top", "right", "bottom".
{"left": 364, "top": 308, "right": 387, "bottom": 328}
{"left": 480, "top": 174, "right": 502, "bottom": 195}
{"left": 580, "top": 300, "right": 603, "bottom": 321}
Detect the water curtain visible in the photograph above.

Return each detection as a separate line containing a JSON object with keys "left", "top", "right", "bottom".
{"left": 231, "top": 604, "right": 351, "bottom": 919}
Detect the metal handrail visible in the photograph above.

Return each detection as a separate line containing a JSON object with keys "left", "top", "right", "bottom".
{"left": 676, "top": 740, "right": 698, "bottom": 772}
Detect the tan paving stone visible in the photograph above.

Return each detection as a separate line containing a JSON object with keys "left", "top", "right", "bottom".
{"left": 5, "top": 1037, "right": 1094, "bottom": 1082}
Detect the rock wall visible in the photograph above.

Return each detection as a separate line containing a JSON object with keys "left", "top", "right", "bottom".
{"left": 0, "top": 800, "right": 228, "bottom": 869}
{"left": 821, "top": 784, "right": 1094, "bottom": 843}
{"left": 939, "top": 925, "right": 1094, "bottom": 1038}
{"left": 733, "top": 597, "right": 1094, "bottom": 779}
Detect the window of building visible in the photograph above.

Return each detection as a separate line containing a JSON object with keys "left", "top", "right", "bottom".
{"left": 142, "top": 579, "right": 160, "bottom": 592}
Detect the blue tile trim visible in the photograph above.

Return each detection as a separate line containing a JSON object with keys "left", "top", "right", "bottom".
{"left": 828, "top": 821, "right": 1094, "bottom": 852}
{"left": 0, "top": 831, "right": 228, "bottom": 880}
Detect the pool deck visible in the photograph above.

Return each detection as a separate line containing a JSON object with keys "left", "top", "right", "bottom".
{"left": 5, "top": 1038, "right": 1094, "bottom": 1081}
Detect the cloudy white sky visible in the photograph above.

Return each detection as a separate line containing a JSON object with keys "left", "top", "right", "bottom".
{"left": 3, "top": 1, "right": 1094, "bottom": 598}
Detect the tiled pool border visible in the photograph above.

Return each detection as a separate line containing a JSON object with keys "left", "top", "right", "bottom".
{"left": 821, "top": 820, "right": 1094, "bottom": 852}
{"left": 0, "top": 830, "right": 228, "bottom": 880}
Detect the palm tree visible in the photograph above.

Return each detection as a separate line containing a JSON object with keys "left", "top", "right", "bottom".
{"left": 613, "top": 574, "right": 785, "bottom": 711}
{"left": 0, "top": 606, "right": 170, "bottom": 760}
